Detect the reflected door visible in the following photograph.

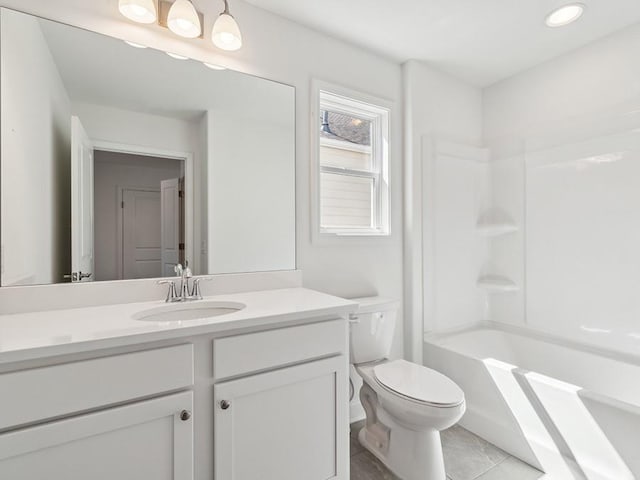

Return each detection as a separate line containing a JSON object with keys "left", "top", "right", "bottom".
{"left": 70, "top": 116, "right": 94, "bottom": 282}
{"left": 122, "top": 189, "right": 161, "bottom": 279}
{"left": 160, "top": 178, "right": 181, "bottom": 277}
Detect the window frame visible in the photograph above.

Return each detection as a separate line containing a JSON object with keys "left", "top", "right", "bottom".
{"left": 311, "top": 80, "right": 391, "bottom": 240}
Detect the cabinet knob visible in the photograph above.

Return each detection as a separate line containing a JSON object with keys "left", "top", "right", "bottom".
{"left": 220, "top": 400, "right": 231, "bottom": 410}
{"left": 180, "top": 410, "right": 192, "bottom": 421}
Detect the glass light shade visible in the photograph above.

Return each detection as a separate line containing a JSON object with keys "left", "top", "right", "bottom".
{"left": 212, "top": 13, "right": 242, "bottom": 51}
{"left": 545, "top": 3, "right": 585, "bottom": 27}
{"left": 168, "top": 0, "right": 202, "bottom": 38}
{"left": 119, "top": 0, "right": 157, "bottom": 24}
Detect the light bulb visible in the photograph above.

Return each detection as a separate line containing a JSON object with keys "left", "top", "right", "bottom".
{"left": 212, "top": 13, "right": 242, "bottom": 51}
{"left": 124, "top": 40, "right": 148, "bottom": 49}
{"left": 167, "top": 52, "right": 189, "bottom": 60}
{"left": 545, "top": 3, "right": 585, "bottom": 27}
{"left": 118, "top": 0, "right": 157, "bottom": 24}
{"left": 168, "top": 0, "right": 202, "bottom": 38}
{"left": 204, "top": 62, "right": 227, "bottom": 70}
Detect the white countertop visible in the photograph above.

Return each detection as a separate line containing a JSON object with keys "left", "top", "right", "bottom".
{"left": 0, "top": 288, "right": 357, "bottom": 364}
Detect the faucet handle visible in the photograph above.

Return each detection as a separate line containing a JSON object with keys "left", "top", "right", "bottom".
{"left": 157, "top": 280, "right": 178, "bottom": 303}
{"left": 183, "top": 261, "right": 193, "bottom": 279}
{"left": 191, "top": 276, "right": 213, "bottom": 300}
{"left": 174, "top": 263, "right": 183, "bottom": 277}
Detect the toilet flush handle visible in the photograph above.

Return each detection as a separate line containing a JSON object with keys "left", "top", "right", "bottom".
{"left": 348, "top": 313, "right": 360, "bottom": 324}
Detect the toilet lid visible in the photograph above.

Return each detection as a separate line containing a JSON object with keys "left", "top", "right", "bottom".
{"left": 374, "top": 360, "right": 464, "bottom": 407}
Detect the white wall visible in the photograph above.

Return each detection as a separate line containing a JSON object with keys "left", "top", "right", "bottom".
{"left": 94, "top": 151, "right": 182, "bottom": 281}
{"left": 0, "top": 1, "right": 405, "bottom": 358}
{"left": 483, "top": 22, "right": 640, "bottom": 353}
{"left": 72, "top": 103, "right": 200, "bottom": 155}
{"left": 403, "top": 60, "right": 483, "bottom": 359}
{"left": 0, "top": 9, "right": 71, "bottom": 286}
{"left": 207, "top": 111, "right": 295, "bottom": 274}
{"left": 484, "top": 23, "right": 640, "bottom": 146}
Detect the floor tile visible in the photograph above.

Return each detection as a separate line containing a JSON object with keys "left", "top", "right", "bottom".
{"left": 475, "top": 456, "right": 545, "bottom": 480}
{"left": 350, "top": 450, "right": 401, "bottom": 480}
{"left": 350, "top": 421, "right": 542, "bottom": 480}
{"left": 442, "top": 425, "right": 509, "bottom": 480}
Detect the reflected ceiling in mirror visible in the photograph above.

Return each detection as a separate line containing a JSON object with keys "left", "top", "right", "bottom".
{"left": 0, "top": 8, "right": 296, "bottom": 287}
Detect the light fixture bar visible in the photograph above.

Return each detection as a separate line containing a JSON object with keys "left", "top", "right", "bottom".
{"left": 158, "top": 0, "right": 205, "bottom": 39}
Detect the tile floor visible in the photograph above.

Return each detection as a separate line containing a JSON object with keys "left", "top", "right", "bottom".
{"left": 350, "top": 422, "right": 545, "bottom": 480}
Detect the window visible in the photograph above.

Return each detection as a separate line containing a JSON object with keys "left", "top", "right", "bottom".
{"left": 316, "top": 88, "right": 390, "bottom": 237}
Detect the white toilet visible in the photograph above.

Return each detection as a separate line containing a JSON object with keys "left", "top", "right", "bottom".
{"left": 350, "top": 297, "right": 465, "bottom": 480}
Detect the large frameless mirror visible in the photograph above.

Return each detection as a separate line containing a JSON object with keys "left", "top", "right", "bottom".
{"left": 0, "top": 8, "right": 296, "bottom": 286}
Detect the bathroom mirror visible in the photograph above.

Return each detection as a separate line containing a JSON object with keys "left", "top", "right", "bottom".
{"left": 0, "top": 8, "right": 296, "bottom": 286}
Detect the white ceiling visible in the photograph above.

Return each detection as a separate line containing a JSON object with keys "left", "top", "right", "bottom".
{"left": 244, "top": 0, "right": 640, "bottom": 86}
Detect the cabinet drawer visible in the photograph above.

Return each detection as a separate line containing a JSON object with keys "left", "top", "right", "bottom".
{"left": 213, "top": 319, "right": 346, "bottom": 380}
{"left": 0, "top": 344, "right": 193, "bottom": 431}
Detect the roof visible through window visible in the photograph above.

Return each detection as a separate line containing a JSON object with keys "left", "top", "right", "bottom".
{"left": 319, "top": 110, "right": 371, "bottom": 146}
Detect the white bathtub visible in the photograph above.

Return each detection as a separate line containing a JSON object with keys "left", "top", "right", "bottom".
{"left": 424, "top": 326, "right": 640, "bottom": 480}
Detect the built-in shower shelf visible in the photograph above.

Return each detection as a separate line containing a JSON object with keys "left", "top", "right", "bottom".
{"left": 477, "top": 275, "right": 518, "bottom": 293}
{"left": 476, "top": 208, "right": 517, "bottom": 237}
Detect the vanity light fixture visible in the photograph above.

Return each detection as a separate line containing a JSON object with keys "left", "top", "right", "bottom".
{"left": 212, "top": 0, "right": 243, "bottom": 51}
{"left": 204, "top": 62, "right": 227, "bottom": 70}
{"left": 167, "top": 0, "right": 202, "bottom": 38}
{"left": 166, "top": 51, "right": 189, "bottom": 60}
{"left": 545, "top": 3, "right": 585, "bottom": 27}
{"left": 118, "top": 0, "right": 243, "bottom": 51}
{"left": 118, "top": 0, "right": 157, "bottom": 24}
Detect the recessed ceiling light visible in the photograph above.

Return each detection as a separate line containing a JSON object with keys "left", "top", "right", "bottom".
{"left": 124, "top": 40, "right": 147, "bottom": 49}
{"left": 166, "top": 52, "right": 189, "bottom": 60}
{"left": 203, "top": 62, "right": 227, "bottom": 70}
{"left": 545, "top": 3, "right": 585, "bottom": 27}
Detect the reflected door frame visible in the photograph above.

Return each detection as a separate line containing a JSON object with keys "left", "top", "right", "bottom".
{"left": 92, "top": 140, "right": 194, "bottom": 279}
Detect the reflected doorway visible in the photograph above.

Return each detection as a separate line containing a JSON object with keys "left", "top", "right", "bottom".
{"left": 93, "top": 150, "right": 185, "bottom": 281}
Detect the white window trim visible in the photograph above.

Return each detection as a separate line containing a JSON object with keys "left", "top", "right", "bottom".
{"left": 310, "top": 79, "right": 392, "bottom": 242}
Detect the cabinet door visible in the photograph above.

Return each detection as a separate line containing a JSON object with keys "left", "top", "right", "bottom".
{"left": 0, "top": 391, "right": 193, "bottom": 480}
{"left": 214, "top": 356, "right": 348, "bottom": 480}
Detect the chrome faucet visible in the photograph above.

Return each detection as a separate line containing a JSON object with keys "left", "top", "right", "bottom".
{"left": 175, "top": 262, "right": 192, "bottom": 299}
{"left": 157, "top": 262, "right": 213, "bottom": 302}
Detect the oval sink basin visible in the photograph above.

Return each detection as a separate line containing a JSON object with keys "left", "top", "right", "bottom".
{"left": 133, "top": 301, "right": 246, "bottom": 323}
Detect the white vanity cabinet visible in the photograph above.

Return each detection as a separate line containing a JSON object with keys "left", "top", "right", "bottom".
{"left": 211, "top": 318, "right": 349, "bottom": 480}
{"left": 214, "top": 357, "right": 347, "bottom": 480}
{"left": 0, "top": 306, "right": 352, "bottom": 480}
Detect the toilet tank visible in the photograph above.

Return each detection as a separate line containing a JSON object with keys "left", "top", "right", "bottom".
{"left": 349, "top": 296, "right": 399, "bottom": 364}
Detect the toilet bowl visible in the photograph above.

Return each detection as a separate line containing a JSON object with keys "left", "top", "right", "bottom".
{"left": 350, "top": 297, "right": 465, "bottom": 480}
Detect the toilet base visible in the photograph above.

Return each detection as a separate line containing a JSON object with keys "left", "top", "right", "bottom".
{"left": 358, "top": 416, "right": 447, "bottom": 480}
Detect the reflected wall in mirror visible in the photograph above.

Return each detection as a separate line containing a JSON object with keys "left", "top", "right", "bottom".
{"left": 0, "top": 8, "right": 296, "bottom": 286}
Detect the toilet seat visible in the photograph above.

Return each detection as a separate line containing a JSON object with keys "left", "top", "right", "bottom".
{"left": 373, "top": 359, "right": 464, "bottom": 408}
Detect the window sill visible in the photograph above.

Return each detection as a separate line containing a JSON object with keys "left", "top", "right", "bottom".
{"left": 320, "top": 229, "right": 390, "bottom": 237}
